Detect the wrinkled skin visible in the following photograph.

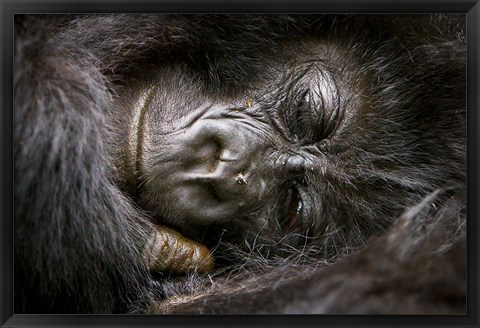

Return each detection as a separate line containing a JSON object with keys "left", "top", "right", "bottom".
{"left": 14, "top": 14, "right": 466, "bottom": 314}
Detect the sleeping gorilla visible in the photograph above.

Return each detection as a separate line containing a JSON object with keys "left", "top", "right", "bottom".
{"left": 14, "top": 14, "right": 466, "bottom": 314}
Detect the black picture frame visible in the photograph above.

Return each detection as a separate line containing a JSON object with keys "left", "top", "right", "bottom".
{"left": 1, "top": 1, "right": 479, "bottom": 327}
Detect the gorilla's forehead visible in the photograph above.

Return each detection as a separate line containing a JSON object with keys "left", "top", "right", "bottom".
{"left": 121, "top": 40, "right": 362, "bottom": 130}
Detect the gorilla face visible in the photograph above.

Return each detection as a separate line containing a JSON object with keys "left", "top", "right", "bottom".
{"left": 109, "top": 43, "right": 361, "bottom": 254}
{"left": 110, "top": 36, "right": 463, "bottom": 260}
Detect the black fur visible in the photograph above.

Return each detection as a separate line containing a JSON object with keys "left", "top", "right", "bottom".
{"left": 14, "top": 14, "right": 466, "bottom": 314}
{"left": 153, "top": 189, "right": 466, "bottom": 314}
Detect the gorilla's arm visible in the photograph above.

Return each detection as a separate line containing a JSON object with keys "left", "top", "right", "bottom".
{"left": 14, "top": 16, "right": 154, "bottom": 313}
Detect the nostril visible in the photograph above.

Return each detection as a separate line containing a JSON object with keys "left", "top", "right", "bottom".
{"left": 196, "top": 139, "right": 221, "bottom": 161}
{"left": 190, "top": 134, "right": 243, "bottom": 173}
{"left": 218, "top": 149, "right": 238, "bottom": 162}
{"left": 182, "top": 137, "right": 223, "bottom": 173}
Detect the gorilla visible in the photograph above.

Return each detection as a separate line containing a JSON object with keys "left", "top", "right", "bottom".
{"left": 14, "top": 14, "right": 466, "bottom": 314}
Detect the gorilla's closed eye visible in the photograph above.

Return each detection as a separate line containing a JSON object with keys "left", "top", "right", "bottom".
{"left": 285, "top": 66, "right": 341, "bottom": 144}
{"left": 289, "top": 88, "right": 326, "bottom": 143}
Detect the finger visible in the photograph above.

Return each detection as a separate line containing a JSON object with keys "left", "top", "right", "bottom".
{"left": 146, "top": 225, "right": 214, "bottom": 274}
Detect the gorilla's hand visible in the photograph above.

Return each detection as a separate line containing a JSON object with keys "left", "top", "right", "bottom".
{"left": 146, "top": 225, "right": 214, "bottom": 274}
